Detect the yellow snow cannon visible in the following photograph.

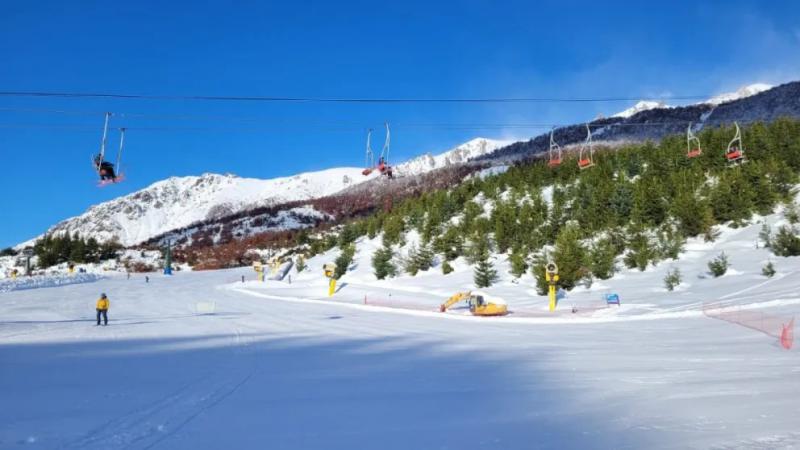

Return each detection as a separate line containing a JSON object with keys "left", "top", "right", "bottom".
{"left": 440, "top": 291, "right": 508, "bottom": 316}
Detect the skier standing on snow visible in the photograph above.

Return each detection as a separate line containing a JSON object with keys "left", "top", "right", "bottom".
{"left": 96, "top": 293, "right": 110, "bottom": 326}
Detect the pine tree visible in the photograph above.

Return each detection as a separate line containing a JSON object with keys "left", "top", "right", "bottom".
{"left": 69, "top": 235, "right": 86, "bottom": 263}
{"left": 589, "top": 238, "right": 616, "bottom": 280}
{"left": 403, "top": 244, "right": 420, "bottom": 276}
{"left": 771, "top": 226, "right": 800, "bottom": 256}
{"left": 412, "top": 241, "right": 435, "bottom": 273}
{"left": 433, "top": 226, "right": 464, "bottom": 261}
{"left": 624, "top": 226, "right": 657, "bottom": 271}
{"left": 441, "top": 260, "right": 454, "bottom": 275}
{"left": 551, "top": 223, "right": 587, "bottom": 290}
{"left": 785, "top": 202, "right": 800, "bottom": 224}
{"left": 473, "top": 235, "right": 497, "bottom": 288}
{"left": 664, "top": 268, "right": 682, "bottom": 291}
{"left": 491, "top": 201, "right": 516, "bottom": 254}
{"left": 509, "top": 245, "right": 528, "bottom": 278}
{"left": 631, "top": 177, "right": 667, "bottom": 227}
{"left": 762, "top": 261, "right": 776, "bottom": 278}
{"left": 530, "top": 255, "right": 551, "bottom": 296}
{"left": 759, "top": 223, "right": 772, "bottom": 248}
{"left": 338, "top": 223, "right": 359, "bottom": 247}
{"left": 371, "top": 242, "right": 397, "bottom": 280}
{"left": 656, "top": 222, "right": 685, "bottom": 260}
{"left": 670, "top": 189, "right": 713, "bottom": 237}
{"left": 333, "top": 244, "right": 355, "bottom": 279}
{"left": 707, "top": 252, "right": 729, "bottom": 278}
{"left": 295, "top": 255, "right": 306, "bottom": 272}
{"left": 382, "top": 216, "right": 405, "bottom": 246}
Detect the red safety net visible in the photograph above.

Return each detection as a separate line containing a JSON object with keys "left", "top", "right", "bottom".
{"left": 703, "top": 302, "right": 795, "bottom": 350}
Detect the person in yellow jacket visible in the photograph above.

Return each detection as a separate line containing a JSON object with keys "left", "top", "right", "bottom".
{"left": 96, "top": 293, "right": 110, "bottom": 326}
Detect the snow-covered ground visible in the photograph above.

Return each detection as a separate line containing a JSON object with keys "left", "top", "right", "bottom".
{"left": 2, "top": 214, "right": 799, "bottom": 449}
{"left": 0, "top": 273, "right": 103, "bottom": 293}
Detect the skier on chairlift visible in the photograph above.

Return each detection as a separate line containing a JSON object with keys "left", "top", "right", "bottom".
{"left": 93, "top": 154, "right": 117, "bottom": 181}
{"left": 377, "top": 156, "right": 393, "bottom": 179}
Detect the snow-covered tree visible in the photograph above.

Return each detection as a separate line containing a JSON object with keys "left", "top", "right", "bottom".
{"left": 371, "top": 242, "right": 396, "bottom": 280}
{"left": 472, "top": 235, "right": 497, "bottom": 288}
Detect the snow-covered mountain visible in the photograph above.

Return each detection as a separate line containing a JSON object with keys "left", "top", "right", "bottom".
{"left": 613, "top": 100, "right": 670, "bottom": 118}
{"left": 703, "top": 83, "right": 773, "bottom": 105}
{"left": 610, "top": 83, "right": 774, "bottom": 119}
{"left": 394, "top": 138, "right": 512, "bottom": 176}
{"left": 27, "top": 169, "right": 373, "bottom": 247}
{"left": 24, "top": 137, "right": 517, "bottom": 248}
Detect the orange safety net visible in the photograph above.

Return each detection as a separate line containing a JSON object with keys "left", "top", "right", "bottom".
{"left": 703, "top": 302, "right": 795, "bottom": 350}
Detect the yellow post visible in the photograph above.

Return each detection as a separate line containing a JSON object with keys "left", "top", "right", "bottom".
{"left": 253, "top": 261, "right": 264, "bottom": 282}
{"left": 323, "top": 262, "right": 337, "bottom": 296}
{"left": 328, "top": 278, "right": 337, "bottom": 296}
{"left": 545, "top": 262, "right": 559, "bottom": 312}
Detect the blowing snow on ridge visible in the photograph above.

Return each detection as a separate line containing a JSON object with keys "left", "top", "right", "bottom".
{"left": 611, "top": 83, "right": 774, "bottom": 118}
{"left": 704, "top": 83, "right": 774, "bottom": 105}
{"left": 394, "top": 138, "right": 512, "bottom": 176}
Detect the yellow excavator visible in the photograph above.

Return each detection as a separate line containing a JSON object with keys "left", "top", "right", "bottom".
{"left": 440, "top": 291, "right": 508, "bottom": 316}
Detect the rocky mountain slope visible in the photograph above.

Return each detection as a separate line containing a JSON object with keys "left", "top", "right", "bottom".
{"left": 23, "top": 138, "right": 510, "bottom": 248}
{"left": 25, "top": 169, "right": 373, "bottom": 247}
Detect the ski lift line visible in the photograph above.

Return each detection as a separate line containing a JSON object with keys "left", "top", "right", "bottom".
{"left": 0, "top": 106, "right": 769, "bottom": 129}
{"left": 0, "top": 106, "right": 729, "bottom": 127}
{"left": 0, "top": 90, "right": 713, "bottom": 104}
{"left": 0, "top": 117, "right": 770, "bottom": 135}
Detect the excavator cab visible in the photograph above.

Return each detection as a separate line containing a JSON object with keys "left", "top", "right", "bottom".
{"left": 468, "top": 294, "right": 485, "bottom": 309}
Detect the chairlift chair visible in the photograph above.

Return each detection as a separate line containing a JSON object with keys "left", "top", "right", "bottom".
{"left": 361, "top": 128, "right": 374, "bottom": 176}
{"left": 577, "top": 124, "right": 594, "bottom": 170}
{"left": 548, "top": 127, "right": 562, "bottom": 167}
{"left": 686, "top": 122, "right": 702, "bottom": 158}
{"left": 725, "top": 122, "right": 745, "bottom": 165}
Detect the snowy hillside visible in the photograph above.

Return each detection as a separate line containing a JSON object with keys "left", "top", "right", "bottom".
{"left": 28, "top": 169, "right": 373, "bottom": 247}
{"left": 394, "top": 138, "right": 511, "bottom": 176}
{"left": 23, "top": 137, "right": 516, "bottom": 249}
{"left": 704, "top": 83, "right": 773, "bottom": 105}
{"left": 2, "top": 206, "right": 797, "bottom": 448}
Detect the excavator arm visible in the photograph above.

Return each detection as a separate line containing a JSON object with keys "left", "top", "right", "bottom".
{"left": 440, "top": 291, "right": 471, "bottom": 312}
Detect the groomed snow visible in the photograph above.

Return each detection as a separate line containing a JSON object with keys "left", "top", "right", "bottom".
{"left": 2, "top": 209, "right": 798, "bottom": 449}
{"left": 0, "top": 272, "right": 103, "bottom": 293}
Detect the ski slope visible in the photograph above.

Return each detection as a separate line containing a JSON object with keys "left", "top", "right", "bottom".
{"left": 2, "top": 220, "right": 799, "bottom": 449}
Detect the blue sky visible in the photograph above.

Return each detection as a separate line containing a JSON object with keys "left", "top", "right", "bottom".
{"left": 1, "top": 0, "right": 799, "bottom": 247}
